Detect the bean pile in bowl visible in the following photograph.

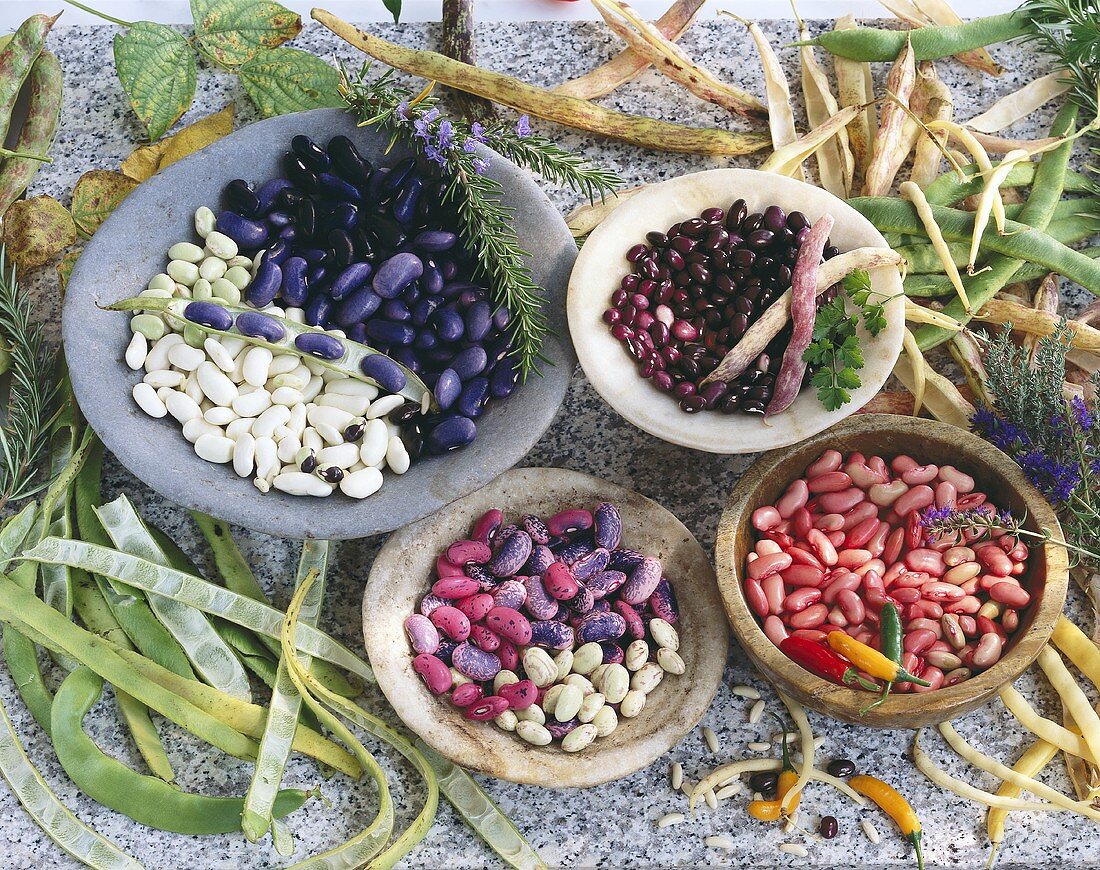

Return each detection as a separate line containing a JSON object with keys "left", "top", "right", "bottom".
{"left": 406, "top": 502, "right": 685, "bottom": 753}
{"left": 119, "top": 134, "right": 520, "bottom": 499}
{"left": 746, "top": 449, "right": 1034, "bottom": 694}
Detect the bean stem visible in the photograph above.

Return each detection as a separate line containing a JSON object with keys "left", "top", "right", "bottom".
{"left": 61, "top": 0, "right": 133, "bottom": 28}
{"left": 441, "top": 0, "right": 493, "bottom": 122}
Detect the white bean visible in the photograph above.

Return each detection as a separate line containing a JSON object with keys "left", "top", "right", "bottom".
{"left": 749, "top": 699, "right": 766, "bottom": 724}
{"left": 225, "top": 418, "right": 254, "bottom": 440}
{"left": 242, "top": 347, "right": 273, "bottom": 387}
{"left": 670, "top": 761, "right": 683, "bottom": 791}
{"left": 132, "top": 383, "right": 167, "bottom": 418}
{"left": 165, "top": 391, "right": 201, "bottom": 424}
{"left": 198, "top": 256, "right": 227, "bottom": 281}
{"left": 317, "top": 443, "right": 360, "bottom": 469}
{"left": 194, "top": 206, "right": 216, "bottom": 238}
{"left": 339, "top": 467, "right": 384, "bottom": 499}
{"left": 254, "top": 436, "right": 278, "bottom": 479}
{"left": 731, "top": 685, "right": 761, "bottom": 700}
{"left": 657, "top": 813, "right": 684, "bottom": 828}
{"left": 271, "top": 386, "right": 305, "bottom": 407}
{"left": 194, "top": 433, "right": 234, "bottom": 463}
{"left": 224, "top": 265, "right": 251, "bottom": 289}
{"left": 359, "top": 419, "right": 388, "bottom": 467}
{"left": 232, "top": 433, "right": 256, "bottom": 477}
{"left": 167, "top": 260, "right": 200, "bottom": 285}
{"left": 184, "top": 374, "right": 204, "bottom": 405}
{"left": 167, "top": 342, "right": 205, "bottom": 372}
{"left": 227, "top": 255, "right": 251, "bottom": 269}
{"left": 862, "top": 820, "right": 881, "bottom": 844}
{"left": 300, "top": 375, "right": 324, "bottom": 403}
{"left": 232, "top": 389, "right": 272, "bottom": 418}
{"left": 272, "top": 472, "right": 333, "bottom": 497}
{"left": 182, "top": 418, "right": 222, "bottom": 443}
{"left": 365, "top": 394, "right": 404, "bottom": 419}
{"left": 204, "top": 231, "right": 238, "bottom": 259}
{"left": 779, "top": 844, "right": 809, "bottom": 857}
{"left": 705, "top": 836, "right": 735, "bottom": 851}
{"left": 326, "top": 379, "right": 379, "bottom": 399}
{"left": 251, "top": 404, "right": 292, "bottom": 439}
{"left": 386, "top": 436, "right": 410, "bottom": 474}
{"left": 302, "top": 427, "right": 323, "bottom": 452}
{"left": 144, "top": 333, "right": 183, "bottom": 373}
{"left": 144, "top": 370, "right": 184, "bottom": 388}
{"left": 204, "top": 406, "right": 237, "bottom": 426}
{"left": 277, "top": 434, "right": 303, "bottom": 464}
{"left": 203, "top": 337, "right": 236, "bottom": 373}
{"left": 284, "top": 306, "right": 305, "bottom": 324}
{"left": 702, "top": 726, "right": 719, "bottom": 753}
{"left": 285, "top": 403, "right": 307, "bottom": 437}
{"left": 125, "top": 333, "right": 148, "bottom": 370}
{"left": 148, "top": 272, "right": 175, "bottom": 293}
{"left": 196, "top": 361, "right": 239, "bottom": 407}
{"left": 307, "top": 404, "right": 353, "bottom": 432}
{"left": 169, "top": 242, "right": 204, "bottom": 263}
{"left": 316, "top": 393, "right": 370, "bottom": 416}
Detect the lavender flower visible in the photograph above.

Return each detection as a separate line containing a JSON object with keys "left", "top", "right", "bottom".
{"left": 472, "top": 157, "right": 491, "bottom": 175}
{"left": 470, "top": 121, "right": 487, "bottom": 143}
{"left": 1017, "top": 449, "right": 1080, "bottom": 503}
{"left": 1072, "top": 395, "right": 1094, "bottom": 430}
{"left": 515, "top": 115, "right": 532, "bottom": 138}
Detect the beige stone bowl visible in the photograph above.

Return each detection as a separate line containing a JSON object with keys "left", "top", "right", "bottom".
{"left": 567, "top": 169, "right": 905, "bottom": 454}
{"left": 363, "top": 467, "right": 729, "bottom": 787}
{"left": 715, "top": 413, "right": 1069, "bottom": 729}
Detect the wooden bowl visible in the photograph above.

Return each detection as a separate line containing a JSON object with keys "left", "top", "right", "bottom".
{"left": 363, "top": 467, "right": 729, "bottom": 787}
{"left": 715, "top": 413, "right": 1069, "bottom": 728}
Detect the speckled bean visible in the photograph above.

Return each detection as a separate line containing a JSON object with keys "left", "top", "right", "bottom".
{"left": 404, "top": 614, "right": 440, "bottom": 655}
{"left": 546, "top": 509, "right": 593, "bottom": 537}
{"left": 491, "top": 579, "right": 527, "bottom": 610}
{"left": 414, "top": 653, "right": 453, "bottom": 694}
{"left": 620, "top": 556, "right": 663, "bottom": 605}
{"left": 447, "top": 539, "right": 492, "bottom": 565}
{"left": 529, "top": 620, "right": 574, "bottom": 650}
{"left": 452, "top": 642, "right": 502, "bottom": 681}
{"left": 487, "top": 530, "right": 532, "bottom": 577}
{"left": 429, "top": 606, "right": 471, "bottom": 641}
{"left": 522, "top": 575, "right": 559, "bottom": 619}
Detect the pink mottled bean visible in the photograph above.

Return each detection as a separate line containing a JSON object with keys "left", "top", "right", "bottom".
{"left": 946, "top": 595, "right": 982, "bottom": 614}
{"left": 853, "top": 558, "right": 886, "bottom": 578}
{"left": 958, "top": 614, "right": 978, "bottom": 637}
{"left": 546, "top": 509, "right": 594, "bottom": 536}
{"left": 935, "top": 481, "right": 957, "bottom": 510}
{"left": 782, "top": 564, "right": 826, "bottom": 587}
{"left": 813, "top": 512, "right": 846, "bottom": 532}
{"left": 745, "top": 577, "right": 770, "bottom": 618}
{"left": 413, "top": 653, "right": 453, "bottom": 694}
{"left": 895, "top": 485, "right": 935, "bottom": 516}
{"left": 979, "top": 573, "right": 1016, "bottom": 592}
{"left": 827, "top": 606, "right": 847, "bottom": 627}
{"left": 783, "top": 587, "right": 822, "bottom": 613}
{"left": 789, "top": 603, "right": 829, "bottom": 629}
{"left": 911, "top": 666, "right": 945, "bottom": 693}
{"left": 901, "top": 464, "right": 939, "bottom": 486}
{"left": 777, "top": 479, "right": 810, "bottom": 518}
{"left": 901, "top": 652, "right": 922, "bottom": 676}
{"left": 837, "top": 589, "right": 866, "bottom": 625}
{"left": 455, "top": 593, "right": 494, "bottom": 623}
{"left": 822, "top": 571, "right": 862, "bottom": 604}
{"left": 755, "top": 538, "right": 783, "bottom": 556}
{"left": 990, "top": 582, "right": 1031, "bottom": 608}
{"left": 485, "top": 606, "right": 533, "bottom": 645}
{"left": 960, "top": 578, "right": 980, "bottom": 596}
{"left": 1002, "top": 608, "right": 1020, "bottom": 632}
{"left": 763, "top": 615, "right": 789, "bottom": 646}
{"left": 911, "top": 600, "right": 944, "bottom": 620}
{"left": 497, "top": 639, "right": 519, "bottom": 672}
{"left": 788, "top": 546, "right": 826, "bottom": 570}
{"left": 844, "top": 518, "right": 880, "bottom": 549}
{"left": 976, "top": 546, "right": 1013, "bottom": 576}
{"left": 904, "top": 628, "right": 938, "bottom": 655}
{"left": 446, "top": 539, "right": 492, "bottom": 565}
{"left": 818, "top": 487, "right": 865, "bottom": 514}
{"left": 436, "top": 555, "right": 465, "bottom": 579}
{"left": 894, "top": 571, "right": 931, "bottom": 590}
{"left": 907, "top": 617, "right": 942, "bottom": 637}
{"left": 545, "top": 561, "right": 581, "bottom": 600}
{"left": 891, "top": 454, "right": 919, "bottom": 474}
{"left": 404, "top": 614, "right": 441, "bottom": 655}
{"left": 827, "top": 530, "right": 846, "bottom": 548}
{"left": 883, "top": 528, "right": 905, "bottom": 565}
{"left": 938, "top": 465, "right": 975, "bottom": 493}
{"left": 451, "top": 682, "right": 484, "bottom": 707}
{"left": 926, "top": 650, "right": 962, "bottom": 670}
{"left": 922, "top": 581, "right": 965, "bottom": 602}
{"left": 943, "top": 667, "right": 971, "bottom": 686}
{"left": 806, "top": 449, "right": 843, "bottom": 478}
{"left": 747, "top": 551, "right": 793, "bottom": 581}
{"left": 433, "top": 575, "right": 480, "bottom": 599}
{"left": 835, "top": 548, "right": 873, "bottom": 569}
{"left": 906, "top": 548, "right": 946, "bottom": 576}
{"left": 941, "top": 614, "right": 966, "bottom": 650}
{"left": 762, "top": 574, "right": 786, "bottom": 614}
{"left": 430, "top": 606, "right": 472, "bottom": 641}
{"left": 808, "top": 471, "right": 853, "bottom": 494}
{"left": 752, "top": 506, "right": 783, "bottom": 531}
{"left": 944, "top": 562, "right": 981, "bottom": 584}
{"left": 807, "top": 529, "right": 839, "bottom": 566}
{"left": 842, "top": 501, "right": 879, "bottom": 531}
{"left": 790, "top": 629, "right": 829, "bottom": 643}
{"left": 972, "top": 633, "right": 1003, "bottom": 669}
{"left": 470, "top": 625, "right": 500, "bottom": 652}
{"left": 470, "top": 508, "right": 504, "bottom": 545}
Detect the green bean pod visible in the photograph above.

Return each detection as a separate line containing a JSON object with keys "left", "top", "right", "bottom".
{"left": 922, "top": 162, "right": 1096, "bottom": 208}
{"left": 0, "top": 14, "right": 59, "bottom": 143}
{"left": 0, "top": 48, "right": 61, "bottom": 216}
{"left": 904, "top": 250, "right": 1100, "bottom": 297}
{"left": 804, "top": 11, "right": 1030, "bottom": 63}
{"left": 53, "top": 667, "right": 311, "bottom": 834}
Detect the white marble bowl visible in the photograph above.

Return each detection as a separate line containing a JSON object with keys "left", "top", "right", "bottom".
{"left": 567, "top": 169, "right": 904, "bottom": 454}
{"left": 362, "top": 467, "right": 729, "bottom": 787}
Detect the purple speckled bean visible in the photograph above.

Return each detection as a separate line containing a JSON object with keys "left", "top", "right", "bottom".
{"left": 592, "top": 599, "right": 611, "bottom": 613}
{"left": 419, "top": 593, "right": 450, "bottom": 617}
{"left": 404, "top": 614, "right": 440, "bottom": 654}
{"left": 546, "top": 718, "right": 579, "bottom": 739}
{"left": 429, "top": 606, "right": 470, "bottom": 642}
{"left": 567, "top": 585, "right": 595, "bottom": 614}
{"left": 492, "top": 525, "right": 519, "bottom": 555}
{"left": 529, "top": 619, "right": 574, "bottom": 650}
{"left": 492, "top": 579, "right": 527, "bottom": 610}
{"left": 547, "top": 509, "right": 594, "bottom": 537}
{"left": 577, "top": 611, "right": 627, "bottom": 644}
{"left": 447, "top": 540, "right": 492, "bottom": 565}
{"left": 464, "top": 564, "right": 497, "bottom": 591}
{"left": 487, "top": 530, "right": 532, "bottom": 577}
{"left": 525, "top": 545, "right": 555, "bottom": 576}
{"left": 600, "top": 642, "right": 625, "bottom": 665}
{"left": 584, "top": 570, "right": 626, "bottom": 600}
{"left": 572, "top": 547, "right": 610, "bottom": 581}
{"left": 594, "top": 502, "right": 623, "bottom": 550}
{"left": 522, "top": 515, "right": 551, "bottom": 545}
{"left": 620, "top": 556, "right": 664, "bottom": 605}
{"left": 451, "top": 642, "right": 502, "bottom": 681}
{"left": 615, "top": 601, "right": 646, "bottom": 640}
{"left": 649, "top": 577, "right": 680, "bottom": 624}
{"left": 470, "top": 508, "right": 504, "bottom": 545}
{"left": 435, "top": 639, "right": 458, "bottom": 665}
{"left": 484, "top": 606, "right": 533, "bottom": 645}
{"left": 413, "top": 653, "right": 452, "bottom": 694}
{"left": 558, "top": 539, "right": 595, "bottom": 565}
{"left": 522, "top": 575, "right": 559, "bottom": 620}
{"left": 608, "top": 547, "right": 646, "bottom": 572}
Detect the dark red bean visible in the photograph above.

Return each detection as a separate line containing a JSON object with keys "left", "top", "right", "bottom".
{"left": 819, "top": 816, "right": 839, "bottom": 839}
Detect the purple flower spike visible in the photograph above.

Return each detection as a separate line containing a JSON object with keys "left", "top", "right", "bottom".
{"left": 515, "top": 115, "right": 532, "bottom": 138}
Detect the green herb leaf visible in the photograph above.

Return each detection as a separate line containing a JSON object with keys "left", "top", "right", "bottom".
{"left": 114, "top": 22, "right": 197, "bottom": 142}
{"left": 70, "top": 170, "right": 140, "bottom": 237}
{"left": 191, "top": 0, "right": 302, "bottom": 68}
{"left": 237, "top": 48, "right": 342, "bottom": 117}
{"left": 382, "top": 0, "right": 403, "bottom": 23}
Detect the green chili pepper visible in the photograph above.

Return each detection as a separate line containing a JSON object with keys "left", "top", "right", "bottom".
{"left": 52, "top": 667, "right": 311, "bottom": 834}
{"left": 865, "top": 602, "right": 904, "bottom": 713}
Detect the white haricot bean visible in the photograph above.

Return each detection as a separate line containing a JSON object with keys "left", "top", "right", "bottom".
{"left": 286, "top": 403, "right": 307, "bottom": 437}
{"left": 204, "top": 230, "right": 237, "bottom": 259}
{"left": 272, "top": 472, "right": 333, "bottom": 497}
{"left": 224, "top": 265, "right": 251, "bottom": 289}
{"left": 365, "top": 394, "right": 404, "bottom": 419}
{"left": 232, "top": 389, "right": 272, "bottom": 418}
{"left": 657, "top": 647, "right": 686, "bottom": 675}
{"left": 494, "top": 710, "right": 518, "bottom": 732}
{"left": 302, "top": 427, "right": 323, "bottom": 453}
{"left": 702, "top": 726, "right": 719, "bottom": 753}
{"left": 194, "top": 433, "right": 234, "bottom": 463}
{"left": 227, "top": 255, "right": 251, "bottom": 270}
{"left": 577, "top": 692, "right": 605, "bottom": 723}
{"left": 386, "top": 436, "right": 410, "bottom": 474}
{"left": 182, "top": 418, "right": 221, "bottom": 443}
{"left": 316, "top": 393, "right": 370, "bottom": 416}
{"left": 210, "top": 278, "right": 241, "bottom": 304}
{"left": 199, "top": 256, "right": 227, "bottom": 281}
{"left": 277, "top": 434, "right": 303, "bottom": 464}
{"left": 148, "top": 272, "right": 175, "bottom": 293}
{"left": 125, "top": 333, "right": 148, "bottom": 370}
{"left": 620, "top": 689, "right": 646, "bottom": 718}
{"left": 625, "top": 640, "right": 649, "bottom": 671}
{"left": 631, "top": 662, "right": 664, "bottom": 694}
{"left": 339, "top": 468, "right": 384, "bottom": 499}
{"left": 327, "top": 378, "right": 379, "bottom": 399}
{"left": 359, "top": 420, "right": 388, "bottom": 466}
{"left": 252, "top": 404, "right": 292, "bottom": 439}
{"left": 167, "top": 342, "right": 205, "bottom": 371}
{"left": 779, "top": 844, "right": 809, "bottom": 857}
{"left": 285, "top": 307, "right": 305, "bottom": 323}
{"left": 271, "top": 386, "right": 305, "bottom": 407}
{"left": 300, "top": 376, "right": 324, "bottom": 403}
{"left": 132, "top": 383, "right": 167, "bottom": 418}
{"left": 226, "top": 417, "right": 254, "bottom": 440}
{"left": 705, "top": 836, "right": 735, "bottom": 851}
{"left": 203, "top": 337, "right": 235, "bottom": 373}
{"left": 570, "top": 642, "right": 603, "bottom": 676}
{"left": 184, "top": 372, "right": 205, "bottom": 405}
{"left": 169, "top": 242, "right": 204, "bottom": 263}
{"left": 649, "top": 618, "right": 679, "bottom": 651}
{"left": 268, "top": 353, "right": 299, "bottom": 376}
{"left": 144, "top": 333, "right": 183, "bottom": 372}
{"left": 522, "top": 647, "right": 558, "bottom": 688}
{"left": 167, "top": 260, "right": 199, "bottom": 285}
{"left": 242, "top": 347, "right": 273, "bottom": 387}
{"left": 516, "top": 720, "right": 552, "bottom": 747}
{"left": 592, "top": 705, "right": 617, "bottom": 736}
{"left": 748, "top": 742, "right": 772, "bottom": 752}
{"left": 561, "top": 723, "right": 598, "bottom": 753}
{"left": 144, "top": 370, "right": 184, "bottom": 389}
{"left": 195, "top": 361, "right": 238, "bottom": 407}
{"left": 254, "top": 437, "right": 278, "bottom": 479}
{"left": 232, "top": 433, "right": 256, "bottom": 477}
{"left": 749, "top": 699, "right": 766, "bottom": 724}
{"left": 204, "top": 406, "right": 236, "bottom": 426}
{"left": 165, "top": 391, "right": 201, "bottom": 424}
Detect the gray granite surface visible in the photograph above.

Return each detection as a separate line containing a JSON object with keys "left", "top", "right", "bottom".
{"left": 2, "top": 16, "right": 1097, "bottom": 870}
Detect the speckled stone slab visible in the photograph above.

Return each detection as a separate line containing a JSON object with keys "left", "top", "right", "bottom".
{"left": 3, "top": 18, "right": 1097, "bottom": 870}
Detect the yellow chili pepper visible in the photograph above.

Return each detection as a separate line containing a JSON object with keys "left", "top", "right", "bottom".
{"left": 747, "top": 731, "right": 801, "bottom": 821}
{"left": 849, "top": 774, "right": 924, "bottom": 870}
{"left": 827, "top": 631, "right": 931, "bottom": 686}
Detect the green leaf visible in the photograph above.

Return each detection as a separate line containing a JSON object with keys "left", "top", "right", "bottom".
{"left": 70, "top": 170, "right": 140, "bottom": 237}
{"left": 2, "top": 196, "right": 77, "bottom": 269}
{"left": 191, "top": 0, "right": 302, "bottom": 68}
{"left": 382, "top": 0, "right": 402, "bottom": 23}
{"left": 114, "top": 23, "right": 197, "bottom": 141}
{"left": 237, "top": 48, "right": 342, "bottom": 118}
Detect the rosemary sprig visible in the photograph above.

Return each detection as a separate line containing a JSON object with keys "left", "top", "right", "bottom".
{"left": 340, "top": 65, "right": 621, "bottom": 378}
{"left": 0, "top": 246, "right": 61, "bottom": 511}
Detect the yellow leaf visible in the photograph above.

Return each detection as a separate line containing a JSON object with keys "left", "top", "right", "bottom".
{"left": 120, "top": 105, "right": 235, "bottom": 181}
{"left": 71, "top": 170, "right": 140, "bottom": 236}
{"left": 3, "top": 196, "right": 77, "bottom": 269}
{"left": 57, "top": 247, "right": 82, "bottom": 294}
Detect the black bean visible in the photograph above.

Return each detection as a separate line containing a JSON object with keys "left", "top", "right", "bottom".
{"left": 826, "top": 758, "right": 856, "bottom": 777}
{"left": 725, "top": 198, "right": 748, "bottom": 229}
{"left": 291, "top": 135, "right": 330, "bottom": 172}
{"left": 328, "top": 135, "right": 373, "bottom": 184}
{"left": 819, "top": 816, "right": 839, "bottom": 839}
{"left": 225, "top": 179, "right": 261, "bottom": 217}
{"left": 749, "top": 771, "right": 778, "bottom": 795}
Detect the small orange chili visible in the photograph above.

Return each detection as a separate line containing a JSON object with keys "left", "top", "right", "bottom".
{"left": 747, "top": 729, "right": 800, "bottom": 821}
{"left": 850, "top": 774, "right": 924, "bottom": 870}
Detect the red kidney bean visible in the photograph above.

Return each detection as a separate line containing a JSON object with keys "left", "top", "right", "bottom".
{"left": 1002, "top": 608, "right": 1020, "bottom": 632}
{"left": 777, "top": 479, "right": 809, "bottom": 518}
{"left": 436, "top": 555, "right": 466, "bottom": 579}
{"left": 868, "top": 455, "right": 890, "bottom": 478}
{"left": 745, "top": 577, "right": 770, "bottom": 618}
{"left": 782, "top": 564, "right": 826, "bottom": 587}
{"left": 763, "top": 528, "right": 794, "bottom": 547}
{"left": 906, "top": 548, "right": 945, "bottom": 576}
{"left": 784, "top": 587, "right": 822, "bottom": 612}
{"left": 791, "top": 629, "right": 829, "bottom": 643}
{"left": 892, "top": 587, "right": 921, "bottom": 604}
{"left": 891, "top": 454, "right": 918, "bottom": 473}
{"left": 752, "top": 506, "right": 782, "bottom": 531}
{"left": 826, "top": 530, "right": 846, "bottom": 549}
{"left": 979, "top": 574, "right": 1016, "bottom": 591}
{"left": 762, "top": 574, "right": 786, "bottom": 614}
{"left": 938, "top": 465, "right": 975, "bottom": 493}
{"left": 827, "top": 606, "right": 847, "bottom": 627}
{"left": 822, "top": 571, "right": 861, "bottom": 604}
{"left": 901, "top": 464, "right": 939, "bottom": 486}
{"left": 895, "top": 485, "right": 935, "bottom": 516}
{"left": 905, "top": 511, "right": 924, "bottom": 551}
{"left": 845, "top": 461, "right": 886, "bottom": 489}
{"left": 869, "top": 480, "right": 908, "bottom": 507}
{"left": 935, "top": 481, "right": 957, "bottom": 510}
{"left": 901, "top": 651, "right": 922, "bottom": 677}
{"left": 788, "top": 545, "right": 826, "bottom": 570}
{"left": 763, "top": 615, "right": 789, "bottom": 646}
{"left": 755, "top": 539, "right": 783, "bottom": 556}
{"left": 972, "top": 633, "right": 1003, "bottom": 669}
{"left": 806, "top": 449, "right": 843, "bottom": 478}
{"left": 904, "top": 628, "right": 938, "bottom": 655}
{"left": 894, "top": 571, "right": 931, "bottom": 590}
{"left": 921, "top": 580, "right": 965, "bottom": 603}
{"left": 948, "top": 595, "right": 982, "bottom": 614}
{"left": 792, "top": 508, "right": 813, "bottom": 540}
{"left": 813, "top": 512, "right": 846, "bottom": 532}
{"left": 978, "top": 601, "right": 1001, "bottom": 620}
{"left": 957, "top": 614, "right": 978, "bottom": 637}
{"left": 910, "top": 600, "right": 944, "bottom": 620}
{"left": 808, "top": 471, "right": 853, "bottom": 494}
{"left": 807, "top": 529, "right": 838, "bottom": 566}
{"left": 882, "top": 528, "right": 905, "bottom": 565}
{"left": 837, "top": 589, "right": 866, "bottom": 625}
{"left": 836, "top": 548, "right": 873, "bottom": 569}
{"left": 747, "top": 551, "right": 793, "bottom": 580}
{"left": 789, "top": 603, "right": 829, "bottom": 630}
{"left": 818, "top": 487, "right": 865, "bottom": 514}
{"left": 1007, "top": 542, "right": 1029, "bottom": 562}
{"left": 842, "top": 502, "right": 879, "bottom": 532}
{"left": 956, "top": 492, "right": 986, "bottom": 510}
{"left": 862, "top": 570, "right": 887, "bottom": 607}
{"left": 853, "top": 558, "right": 886, "bottom": 578}
{"left": 990, "top": 582, "right": 1031, "bottom": 608}
{"left": 943, "top": 667, "right": 971, "bottom": 686}
{"left": 843, "top": 518, "right": 879, "bottom": 549}
{"left": 911, "top": 666, "right": 945, "bottom": 693}
{"left": 976, "top": 546, "right": 1013, "bottom": 576}
{"left": 976, "top": 615, "right": 1006, "bottom": 641}
{"left": 906, "top": 617, "right": 942, "bottom": 637}
{"left": 960, "top": 578, "right": 980, "bottom": 596}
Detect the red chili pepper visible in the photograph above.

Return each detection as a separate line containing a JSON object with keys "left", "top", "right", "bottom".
{"left": 780, "top": 636, "right": 880, "bottom": 692}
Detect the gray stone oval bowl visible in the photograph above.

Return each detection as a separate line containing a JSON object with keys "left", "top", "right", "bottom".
{"left": 363, "top": 467, "right": 729, "bottom": 787}
{"left": 63, "top": 108, "right": 576, "bottom": 541}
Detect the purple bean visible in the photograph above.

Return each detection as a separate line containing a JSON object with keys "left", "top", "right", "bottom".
{"left": 608, "top": 548, "right": 646, "bottom": 572}
{"left": 335, "top": 287, "right": 382, "bottom": 326}
{"left": 594, "top": 502, "right": 623, "bottom": 550}
{"left": 434, "top": 368, "right": 461, "bottom": 410}
{"left": 235, "top": 311, "right": 286, "bottom": 342}
{"left": 488, "top": 357, "right": 519, "bottom": 399}
{"left": 422, "top": 265, "right": 444, "bottom": 294}
{"left": 226, "top": 179, "right": 260, "bottom": 217}
{"left": 294, "top": 332, "right": 344, "bottom": 360}
{"left": 260, "top": 239, "right": 290, "bottom": 266}
{"left": 547, "top": 509, "right": 594, "bottom": 537}
{"left": 216, "top": 211, "right": 268, "bottom": 248}
{"left": 425, "top": 416, "right": 476, "bottom": 453}
{"left": 404, "top": 614, "right": 440, "bottom": 655}
{"left": 373, "top": 252, "right": 424, "bottom": 299}
{"left": 291, "top": 135, "right": 330, "bottom": 171}
{"left": 456, "top": 378, "right": 490, "bottom": 418}
{"left": 620, "top": 556, "right": 663, "bottom": 605}
{"left": 419, "top": 593, "right": 450, "bottom": 617}
{"left": 383, "top": 157, "right": 416, "bottom": 190}
{"left": 577, "top": 611, "right": 627, "bottom": 644}
{"left": 392, "top": 176, "right": 424, "bottom": 224}
{"left": 600, "top": 642, "right": 625, "bottom": 664}
{"left": 649, "top": 578, "right": 680, "bottom": 623}
{"left": 328, "top": 135, "right": 372, "bottom": 184}
{"left": 522, "top": 515, "right": 550, "bottom": 545}
{"left": 464, "top": 563, "right": 497, "bottom": 591}
{"left": 465, "top": 301, "right": 492, "bottom": 342}
{"left": 524, "top": 545, "right": 555, "bottom": 576}
{"left": 492, "top": 306, "right": 511, "bottom": 331}
{"left": 433, "top": 307, "right": 465, "bottom": 342}
{"left": 330, "top": 202, "right": 360, "bottom": 230}
{"left": 279, "top": 256, "right": 309, "bottom": 306}
{"left": 267, "top": 211, "right": 292, "bottom": 228}
{"left": 412, "top": 297, "right": 442, "bottom": 327}
{"left": 584, "top": 570, "right": 626, "bottom": 599}
{"left": 558, "top": 540, "right": 594, "bottom": 565}
{"left": 492, "top": 579, "right": 527, "bottom": 610}
{"left": 245, "top": 260, "right": 282, "bottom": 307}
{"left": 304, "top": 294, "right": 332, "bottom": 328}
{"left": 317, "top": 171, "right": 360, "bottom": 200}
{"left": 546, "top": 718, "right": 579, "bottom": 739}
{"left": 330, "top": 263, "right": 374, "bottom": 301}
{"left": 529, "top": 619, "right": 574, "bottom": 650}
{"left": 414, "top": 230, "right": 458, "bottom": 252}
{"left": 184, "top": 301, "right": 233, "bottom": 331}
{"left": 487, "top": 530, "right": 532, "bottom": 577}
{"left": 451, "top": 642, "right": 501, "bottom": 681}
{"left": 382, "top": 299, "right": 411, "bottom": 322}
{"left": 366, "top": 319, "right": 415, "bottom": 346}
{"left": 256, "top": 177, "right": 293, "bottom": 214}
{"left": 571, "top": 547, "right": 610, "bottom": 581}
{"left": 360, "top": 354, "right": 407, "bottom": 394}
{"left": 522, "top": 575, "right": 558, "bottom": 620}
